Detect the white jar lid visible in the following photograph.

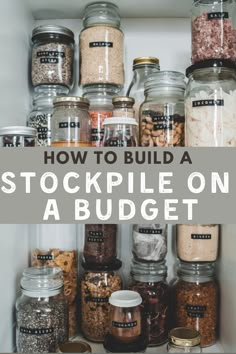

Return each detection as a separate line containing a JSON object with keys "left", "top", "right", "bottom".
{"left": 109, "top": 290, "right": 142, "bottom": 308}
{"left": 103, "top": 117, "right": 138, "bottom": 126}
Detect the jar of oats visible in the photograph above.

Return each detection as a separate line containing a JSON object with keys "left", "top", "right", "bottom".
{"left": 79, "top": 2, "right": 124, "bottom": 88}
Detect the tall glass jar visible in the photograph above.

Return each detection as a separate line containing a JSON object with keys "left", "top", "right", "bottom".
{"left": 130, "top": 260, "right": 169, "bottom": 347}
{"left": 167, "top": 328, "right": 201, "bottom": 353}
{"left": 79, "top": 2, "right": 124, "bottom": 88}
{"left": 112, "top": 96, "right": 135, "bottom": 118}
{"left": 140, "top": 71, "right": 185, "bottom": 147}
{"left": 103, "top": 117, "right": 138, "bottom": 147}
{"left": 51, "top": 96, "right": 91, "bottom": 147}
{"left": 173, "top": 262, "right": 219, "bottom": 347}
{"left": 185, "top": 60, "right": 236, "bottom": 146}
{"left": 16, "top": 267, "right": 68, "bottom": 353}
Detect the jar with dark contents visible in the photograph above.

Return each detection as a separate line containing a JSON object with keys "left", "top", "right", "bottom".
{"left": 0, "top": 126, "right": 37, "bottom": 147}
{"left": 173, "top": 262, "right": 219, "bottom": 347}
{"left": 81, "top": 260, "right": 123, "bottom": 342}
{"left": 103, "top": 117, "right": 138, "bottom": 147}
{"left": 130, "top": 260, "right": 169, "bottom": 346}
{"left": 167, "top": 327, "right": 202, "bottom": 353}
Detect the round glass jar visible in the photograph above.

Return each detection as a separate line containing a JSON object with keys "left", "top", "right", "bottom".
{"left": 112, "top": 96, "right": 135, "bottom": 118}
{"left": 185, "top": 60, "right": 236, "bottom": 146}
{"left": 51, "top": 96, "right": 91, "bottom": 147}
{"left": 140, "top": 71, "right": 185, "bottom": 147}
{"left": 81, "top": 260, "right": 123, "bottom": 342}
{"left": 16, "top": 267, "right": 68, "bottom": 353}
{"left": 177, "top": 224, "right": 219, "bottom": 262}
{"left": 173, "top": 262, "right": 219, "bottom": 347}
{"left": 31, "top": 25, "right": 74, "bottom": 89}
{"left": 130, "top": 260, "right": 169, "bottom": 347}
{"left": 0, "top": 126, "right": 37, "bottom": 147}
{"left": 103, "top": 117, "right": 138, "bottom": 147}
{"left": 191, "top": 0, "right": 236, "bottom": 64}
{"left": 79, "top": 2, "right": 124, "bottom": 88}
{"left": 57, "top": 341, "right": 92, "bottom": 353}
{"left": 167, "top": 327, "right": 201, "bottom": 353}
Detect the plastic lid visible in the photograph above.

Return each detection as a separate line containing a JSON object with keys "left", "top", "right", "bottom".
{"left": 112, "top": 96, "right": 135, "bottom": 105}
{"left": 169, "top": 327, "right": 201, "bottom": 347}
{"left": 58, "top": 341, "right": 92, "bottom": 353}
{"left": 103, "top": 117, "right": 138, "bottom": 126}
{"left": 186, "top": 59, "right": 236, "bottom": 77}
{"left": 32, "top": 25, "right": 74, "bottom": 40}
{"left": 83, "top": 2, "right": 120, "bottom": 28}
{"left": 109, "top": 290, "right": 142, "bottom": 308}
{"left": 82, "top": 258, "right": 122, "bottom": 271}
{"left": 0, "top": 126, "right": 37, "bottom": 137}
{"left": 54, "top": 96, "right": 89, "bottom": 106}
{"left": 133, "top": 56, "right": 160, "bottom": 66}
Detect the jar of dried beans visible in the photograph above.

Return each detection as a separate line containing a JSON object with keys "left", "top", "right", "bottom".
{"left": 173, "top": 262, "right": 219, "bottom": 347}
{"left": 103, "top": 117, "right": 138, "bottom": 147}
{"left": 81, "top": 260, "right": 123, "bottom": 342}
{"left": 191, "top": 0, "right": 236, "bottom": 64}
{"left": 167, "top": 327, "right": 201, "bottom": 353}
{"left": 129, "top": 260, "right": 169, "bottom": 347}
{"left": 112, "top": 96, "right": 135, "bottom": 118}
{"left": 140, "top": 71, "right": 185, "bottom": 147}
{"left": 79, "top": 2, "right": 124, "bottom": 88}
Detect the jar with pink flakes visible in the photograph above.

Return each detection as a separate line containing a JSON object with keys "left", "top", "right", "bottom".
{"left": 192, "top": 0, "right": 236, "bottom": 63}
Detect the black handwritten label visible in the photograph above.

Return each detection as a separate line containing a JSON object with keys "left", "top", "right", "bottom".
{"left": 89, "top": 42, "right": 113, "bottom": 48}
{"left": 37, "top": 51, "right": 65, "bottom": 58}
{"left": 40, "top": 58, "right": 59, "bottom": 64}
{"left": 59, "top": 122, "right": 80, "bottom": 129}
{"left": 191, "top": 234, "right": 212, "bottom": 240}
{"left": 112, "top": 321, "right": 137, "bottom": 328}
{"left": 139, "top": 228, "right": 162, "bottom": 234}
{"left": 192, "top": 99, "right": 224, "bottom": 107}
{"left": 208, "top": 12, "right": 229, "bottom": 20}
{"left": 106, "top": 139, "right": 125, "bottom": 147}
{"left": 85, "top": 297, "right": 109, "bottom": 303}
{"left": 153, "top": 123, "right": 173, "bottom": 130}
{"left": 20, "top": 327, "right": 53, "bottom": 335}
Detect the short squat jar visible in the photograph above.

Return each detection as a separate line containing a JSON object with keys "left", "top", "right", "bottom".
{"left": 112, "top": 96, "right": 135, "bottom": 118}
{"left": 103, "top": 117, "right": 138, "bottom": 147}
{"left": 0, "top": 126, "right": 37, "bottom": 147}
{"left": 167, "top": 327, "right": 201, "bottom": 353}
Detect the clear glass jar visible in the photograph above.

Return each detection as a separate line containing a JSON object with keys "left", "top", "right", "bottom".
{"left": 57, "top": 341, "right": 92, "bottom": 353}
{"left": 81, "top": 260, "right": 123, "bottom": 342}
{"left": 79, "top": 2, "right": 124, "bottom": 88}
{"left": 31, "top": 25, "right": 74, "bottom": 89}
{"left": 191, "top": 0, "right": 236, "bottom": 64}
{"left": 167, "top": 327, "right": 201, "bottom": 353}
{"left": 173, "top": 262, "right": 219, "bottom": 347}
{"left": 0, "top": 126, "right": 37, "bottom": 147}
{"left": 103, "top": 117, "right": 138, "bottom": 147}
{"left": 130, "top": 260, "right": 169, "bottom": 347}
{"left": 132, "top": 224, "right": 167, "bottom": 262}
{"left": 177, "top": 224, "right": 219, "bottom": 262}
{"left": 140, "top": 71, "right": 185, "bottom": 147}
{"left": 51, "top": 96, "right": 91, "bottom": 147}
{"left": 16, "top": 267, "right": 68, "bottom": 353}
{"left": 112, "top": 96, "right": 135, "bottom": 118}
{"left": 185, "top": 60, "right": 236, "bottom": 146}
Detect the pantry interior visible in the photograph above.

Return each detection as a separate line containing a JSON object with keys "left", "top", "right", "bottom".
{"left": 0, "top": 0, "right": 236, "bottom": 352}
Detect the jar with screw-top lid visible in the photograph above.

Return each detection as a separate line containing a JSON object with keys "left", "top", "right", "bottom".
{"left": 112, "top": 96, "right": 135, "bottom": 118}
{"left": 167, "top": 327, "right": 201, "bottom": 353}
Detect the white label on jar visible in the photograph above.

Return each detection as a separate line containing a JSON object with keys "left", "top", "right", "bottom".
{"left": 191, "top": 234, "right": 212, "bottom": 239}
{"left": 192, "top": 99, "right": 224, "bottom": 107}
{"left": 20, "top": 327, "right": 54, "bottom": 335}
{"left": 208, "top": 12, "right": 229, "bottom": 20}
{"left": 112, "top": 321, "right": 137, "bottom": 328}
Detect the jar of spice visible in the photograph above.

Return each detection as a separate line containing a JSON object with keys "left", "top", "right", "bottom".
{"left": 81, "top": 260, "right": 123, "bottom": 342}
{"left": 79, "top": 2, "right": 124, "bottom": 88}
{"left": 0, "top": 126, "right": 37, "bottom": 147}
{"left": 31, "top": 25, "right": 74, "bottom": 89}
{"left": 140, "top": 71, "right": 185, "bottom": 147}
{"left": 167, "top": 327, "right": 201, "bottom": 353}
{"left": 130, "top": 260, "right": 169, "bottom": 347}
{"left": 112, "top": 96, "right": 135, "bottom": 118}
{"left": 173, "top": 262, "right": 219, "bottom": 347}
{"left": 103, "top": 117, "right": 138, "bottom": 147}
{"left": 51, "top": 96, "right": 91, "bottom": 147}
{"left": 16, "top": 267, "right": 68, "bottom": 353}
{"left": 185, "top": 60, "right": 236, "bottom": 146}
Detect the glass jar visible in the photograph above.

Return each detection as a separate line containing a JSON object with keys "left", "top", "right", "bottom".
{"left": 31, "top": 25, "right": 74, "bottom": 89}
{"left": 167, "top": 327, "right": 201, "bottom": 353}
{"left": 84, "top": 224, "right": 117, "bottom": 264}
{"left": 81, "top": 260, "right": 123, "bottom": 342}
{"left": 79, "top": 2, "right": 124, "bottom": 88}
{"left": 51, "top": 96, "right": 91, "bottom": 147}
{"left": 132, "top": 224, "right": 167, "bottom": 262}
{"left": 57, "top": 341, "right": 92, "bottom": 353}
{"left": 130, "top": 260, "right": 169, "bottom": 347}
{"left": 16, "top": 267, "right": 68, "bottom": 353}
{"left": 140, "top": 71, "right": 185, "bottom": 147}
{"left": 177, "top": 224, "right": 219, "bottom": 262}
{"left": 112, "top": 96, "right": 135, "bottom": 118}
{"left": 185, "top": 60, "right": 236, "bottom": 146}
{"left": 173, "top": 262, "right": 219, "bottom": 347}
{"left": 0, "top": 126, "right": 37, "bottom": 147}
{"left": 191, "top": 0, "right": 236, "bottom": 64}
{"left": 103, "top": 117, "right": 138, "bottom": 147}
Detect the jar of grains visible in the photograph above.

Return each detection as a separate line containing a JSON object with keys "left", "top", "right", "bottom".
{"left": 132, "top": 224, "right": 167, "bottom": 262}
{"left": 81, "top": 260, "right": 123, "bottom": 342}
{"left": 167, "top": 328, "right": 202, "bottom": 353}
{"left": 112, "top": 96, "right": 135, "bottom": 118}
{"left": 0, "top": 126, "right": 37, "bottom": 147}
{"left": 103, "top": 117, "right": 138, "bottom": 147}
{"left": 129, "top": 260, "right": 169, "bottom": 347}
{"left": 173, "top": 262, "right": 219, "bottom": 347}
{"left": 31, "top": 25, "right": 74, "bottom": 89}
{"left": 191, "top": 0, "right": 236, "bottom": 64}
{"left": 79, "top": 2, "right": 124, "bottom": 88}
{"left": 185, "top": 60, "right": 236, "bottom": 146}
{"left": 51, "top": 96, "right": 91, "bottom": 147}
{"left": 140, "top": 71, "right": 185, "bottom": 147}
{"left": 16, "top": 267, "right": 68, "bottom": 353}
{"left": 177, "top": 224, "right": 219, "bottom": 262}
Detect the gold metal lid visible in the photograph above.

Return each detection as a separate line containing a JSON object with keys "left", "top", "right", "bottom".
{"left": 169, "top": 327, "right": 201, "bottom": 347}
{"left": 57, "top": 341, "right": 92, "bottom": 353}
{"left": 54, "top": 96, "right": 89, "bottom": 106}
{"left": 133, "top": 56, "right": 160, "bottom": 66}
{"left": 112, "top": 96, "right": 135, "bottom": 105}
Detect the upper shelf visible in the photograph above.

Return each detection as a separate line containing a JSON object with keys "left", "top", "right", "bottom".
{"left": 27, "top": 0, "right": 192, "bottom": 20}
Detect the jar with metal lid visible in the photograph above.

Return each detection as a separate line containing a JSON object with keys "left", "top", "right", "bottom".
{"left": 81, "top": 260, "right": 123, "bottom": 342}
{"left": 191, "top": 0, "right": 236, "bottom": 64}
{"left": 177, "top": 224, "right": 219, "bottom": 262}
{"left": 173, "top": 262, "right": 219, "bottom": 347}
{"left": 0, "top": 126, "right": 37, "bottom": 147}
{"left": 79, "top": 2, "right": 124, "bottom": 88}
{"left": 167, "top": 328, "right": 201, "bottom": 353}
{"left": 57, "top": 341, "right": 92, "bottom": 353}
{"left": 112, "top": 96, "right": 135, "bottom": 118}
{"left": 185, "top": 59, "right": 236, "bottom": 146}
{"left": 16, "top": 267, "right": 68, "bottom": 353}
{"left": 129, "top": 260, "right": 169, "bottom": 347}
{"left": 140, "top": 71, "right": 185, "bottom": 147}
{"left": 103, "top": 117, "right": 138, "bottom": 147}
{"left": 51, "top": 96, "right": 91, "bottom": 147}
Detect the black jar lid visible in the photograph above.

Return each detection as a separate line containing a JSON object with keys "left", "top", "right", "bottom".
{"left": 186, "top": 59, "right": 236, "bottom": 77}
{"left": 82, "top": 258, "right": 122, "bottom": 271}
{"left": 104, "top": 334, "right": 148, "bottom": 353}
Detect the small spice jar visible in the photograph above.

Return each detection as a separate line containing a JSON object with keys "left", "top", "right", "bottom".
{"left": 167, "top": 327, "right": 201, "bottom": 353}
{"left": 177, "top": 224, "right": 219, "bottom": 262}
{"left": 57, "top": 341, "right": 92, "bottom": 353}
{"left": 16, "top": 267, "right": 68, "bottom": 353}
{"left": 0, "top": 126, "right": 37, "bottom": 147}
{"left": 173, "top": 262, "right": 219, "bottom": 347}
{"left": 130, "top": 260, "right": 169, "bottom": 347}
{"left": 81, "top": 260, "right": 123, "bottom": 342}
{"left": 112, "top": 96, "right": 135, "bottom": 118}
{"left": 51, "top": 96, "right": 91, "bottom": 147}
{"left": 103, "top": 117, "right": 138, "bottom": 147}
